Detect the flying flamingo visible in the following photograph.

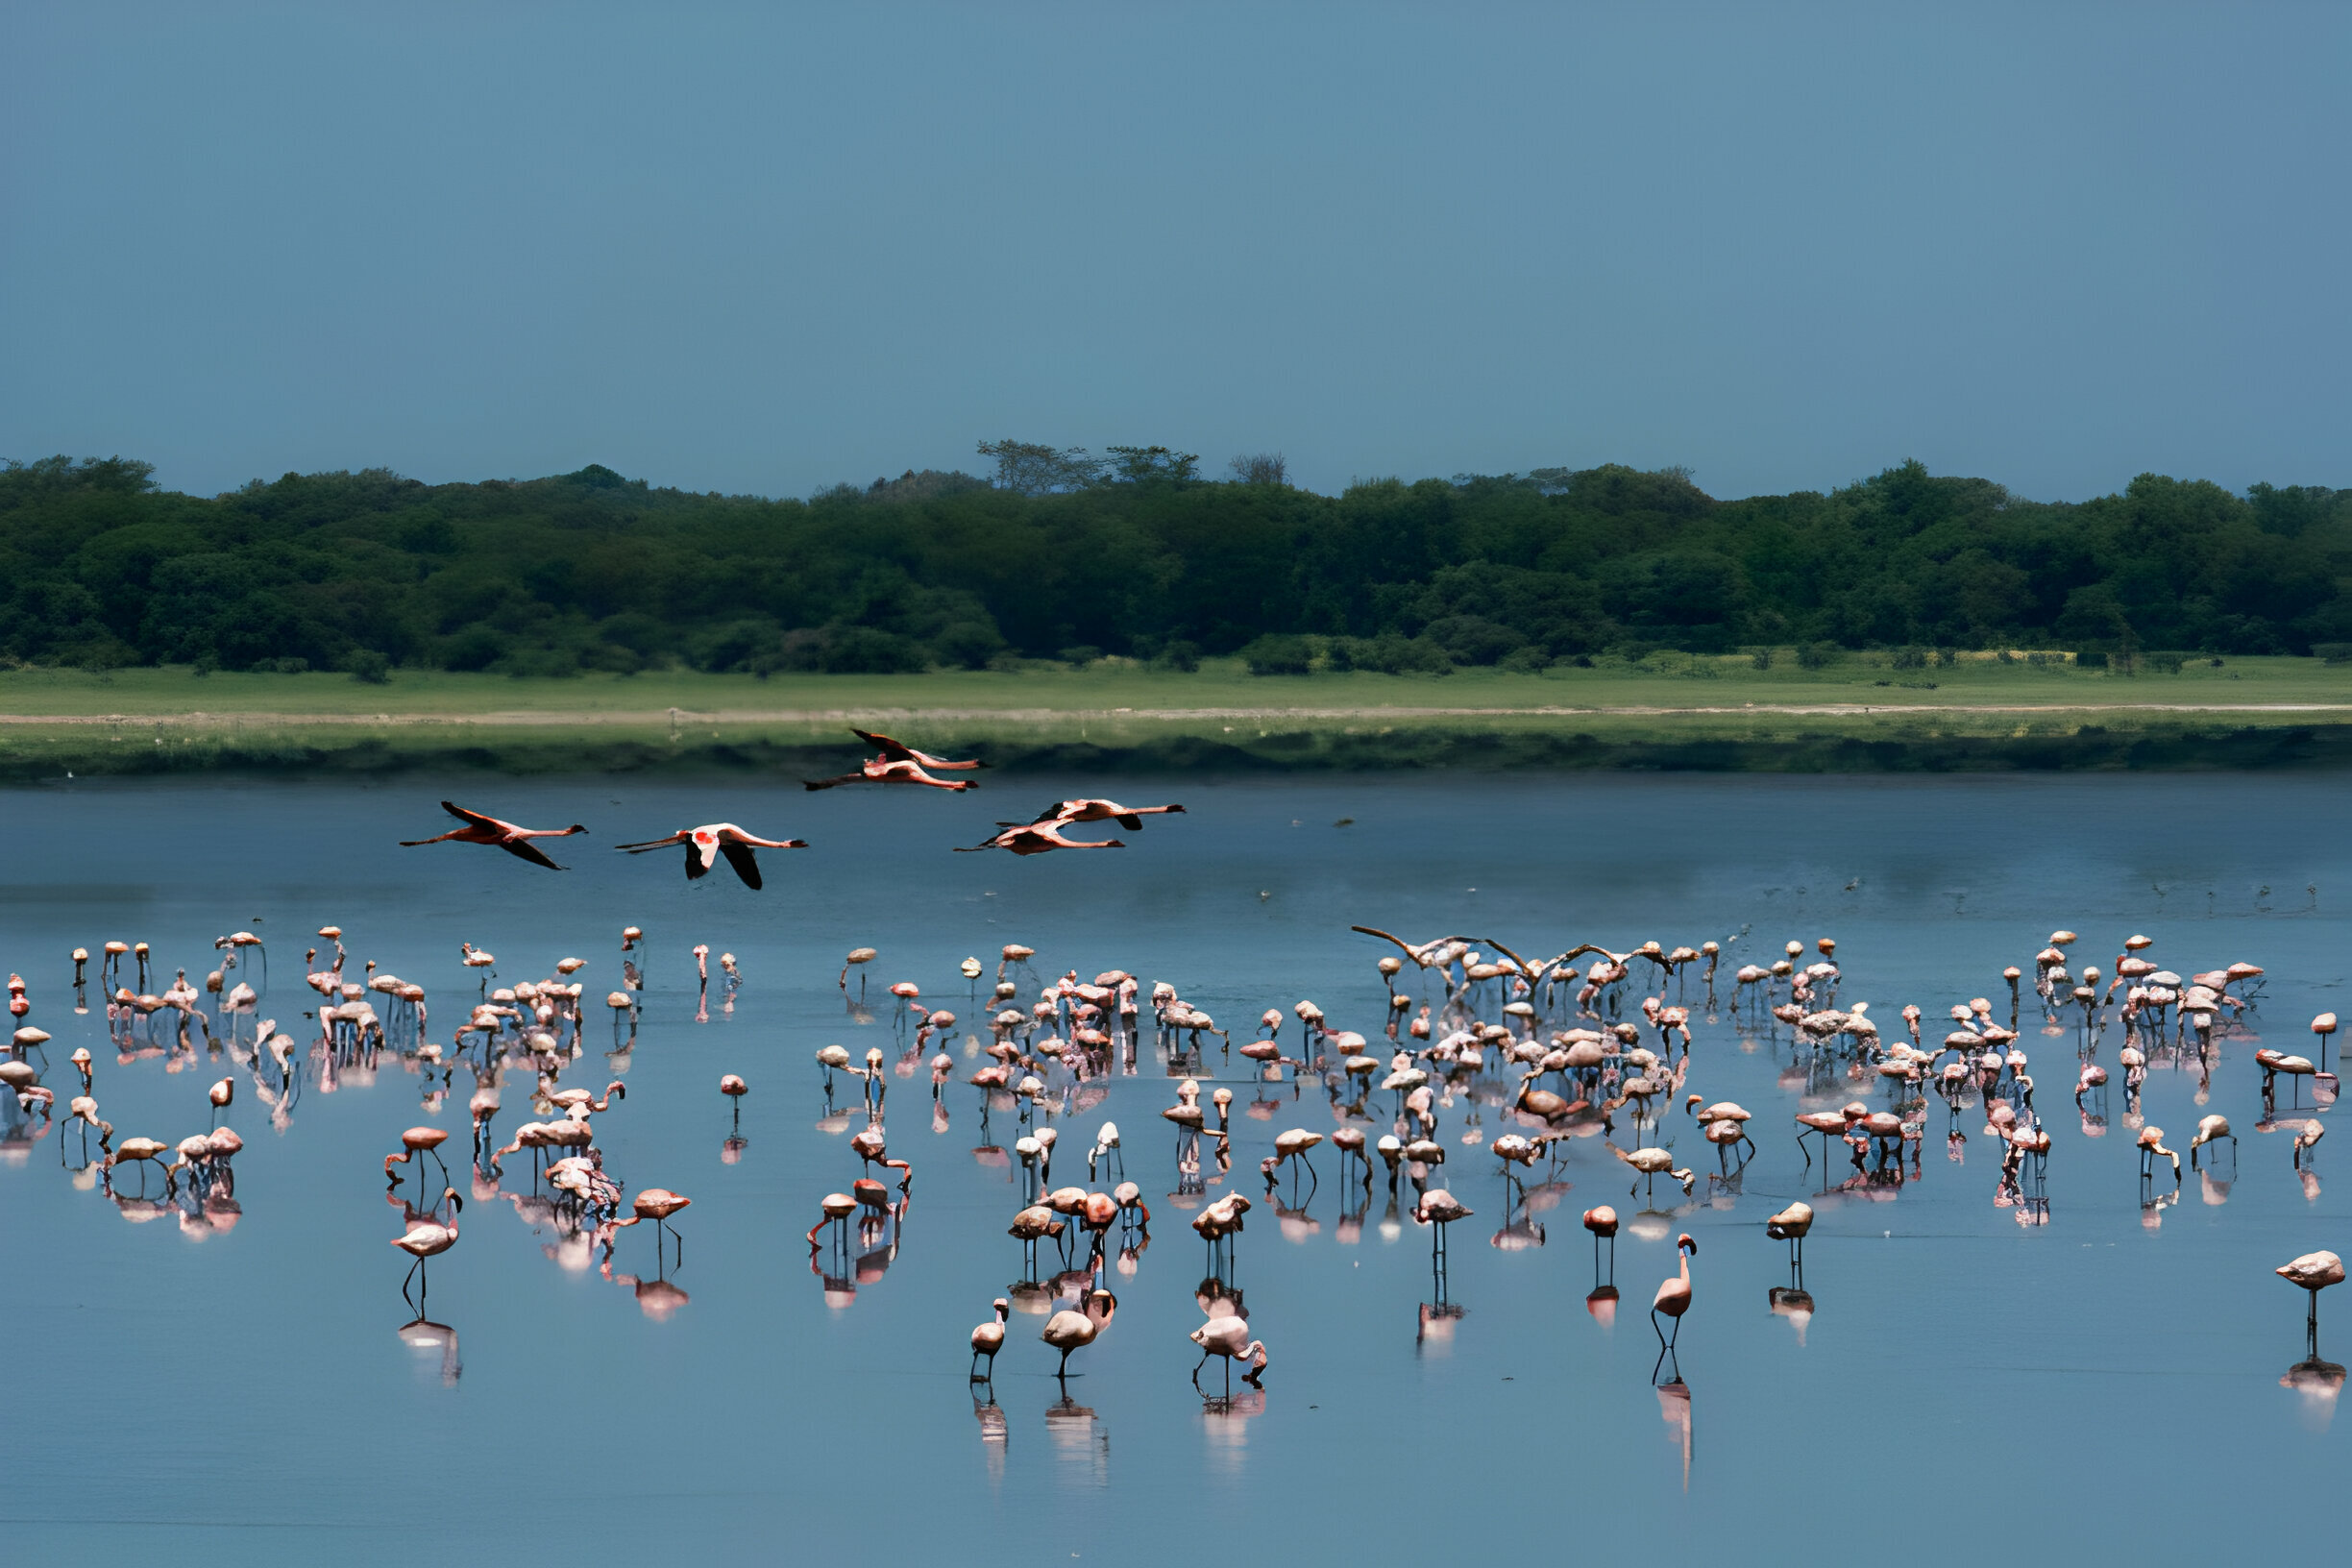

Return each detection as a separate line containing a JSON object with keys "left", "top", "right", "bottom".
{"left": 854, "top": 729, "right": 987, "bottom": 772}
{"left": 805, "top": 730, "right": 983, "bottom": 792}
{"left": 399, "top": 801, "right": 588, "bottom": 870}
{"left": 956, "top": 821, "right": 1125, "bottom": 855}
{"left": 1029, "top": 799, "right": 1187, "bottom": 831}
{"left": 614, "top": 824, "right": 807, "bottom": 889}
{"left": 391, "top": 1189, "right": 462, "bottom": 1316}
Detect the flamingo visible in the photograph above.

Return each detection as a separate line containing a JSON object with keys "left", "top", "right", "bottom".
{"left": 1029, "top": 799, "right": 1187, "bottom": 831}
{"left": 1652, "top": 1232, "right": 1698, "bottom": 1375}
{"left": 384, "top": 1125, "right": 453, "bottom": 1188}
{"left": 399, "top": 801, "right": 588, "bottom": 870}
{"left": 102, "top": 1136, "right": 172, "bottom": 1195}
{"left": 1040, "top": 1288, "right": 1116, "bottom": 1379}
{"left": 852, "top": 729, "right": 987, "bottom": 771}
{"left": 2190, "top": 1115, "right": 2237, "bottom": 1168}
{"left": 611, "top": 1188, "right": 691, "bottom": 1268}
{"left": 1190, "top": 1313, "right": 1268, "bottom": 1391}
{"left": 614, "top": 824, "right": 807, "bottom": 889}
{"left": 1766, "top": 1201, "right": 1813, "bottom": 1272}
{"left": 956, "top": 821, "right": 1124, "bottom": 855}
{"left": 391, "top": 1189, "right": 462, "bottom": 1315}
{"left": 803, "top": 738, "right": 980, "bottom": 794}
{"left": 809, "top": 1191, "right": 858, "bottom": 1246}
{"left": 1582, "top": 1205, "right": 1619, "bottom": 1285}
{"left": 1612, "top": 1143, "right": 1696, "bottom": 1200}
{"left": 1088, "top": 1120, "right": 1123, "bottom": 1182}
{"left": 1413, "top": 1189, "right": 1473, "bottom": 1267}
{"left": 970, "top": 1298, "right": 1010, "bottom": 1379}
{"left": 2279, "top": 1250, "right": 2345, "bottom": 1354}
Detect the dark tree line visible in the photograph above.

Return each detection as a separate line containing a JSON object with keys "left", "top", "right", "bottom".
{"left": 1, "top": 448, "right": 2345, "bottom": 677}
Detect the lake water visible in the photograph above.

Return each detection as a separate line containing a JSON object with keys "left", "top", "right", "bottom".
{"left": 3, "top": 771, "right": 2346, "bottom": 1566}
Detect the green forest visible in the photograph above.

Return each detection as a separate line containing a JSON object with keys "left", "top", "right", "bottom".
{"left": 2, "top": 445, "right": 2346, "bottom": 678}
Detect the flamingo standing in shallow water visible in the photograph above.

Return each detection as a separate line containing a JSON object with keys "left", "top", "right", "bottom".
{"left": 392, "top": 1189, "right": 463, "bottom": 1316}
{"left": 399, "top": 801, "right": 587, "bottom": 870}
{"left": 1190, "top": 1313, "right": 1268, "bottom": 1391}
{"left": 1652, "top": 1232, "right": 1698, "bottom": 1377}
{"left": 1041, "top": 1288, "right": 1117, "bottom": 1379}
{"left": 970, "top": 1298, "right": 1010, "bottom": 1379}
{"left": 2279, "top": 1249, "right": 2345, "bottom": 1355}
{"left": 1582, "top": 1206, "right": 1619, "bottom": 1286}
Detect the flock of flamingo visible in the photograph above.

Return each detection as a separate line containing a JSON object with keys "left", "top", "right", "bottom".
{"left": 4, "top": 735, "right": 2343, "bottom": 1450}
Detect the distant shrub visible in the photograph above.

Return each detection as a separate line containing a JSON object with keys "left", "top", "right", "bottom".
{"left": 1057, "top": 645, "right": 1105, "bottom": 666}
{"left": 1750, "top": 648, "right": 1773, "bottom": 670}
{"left": 1796, "top": 642, "right": 1837, "bottom": 670}
{"left": 1890, "top": 646, "right": 1927, "bottom": 669}
{"left": 344, "top": 649, "right": 391, "bottom": 684}
{"left": 1239, "top": 634, "right": 1314, "bottom": 675}
{"left": 1151, "top": 639, "right": 1202, "bottom": 673}
{"left": 2315, "top": 643, "right": 2352, "bottom": 664}
{"left": 1497, "top": 645, "right": 1552, "bottom": 674}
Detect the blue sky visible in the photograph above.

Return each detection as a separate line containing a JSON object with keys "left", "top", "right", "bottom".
{"left": 4, "top": 2, "right": 2346, "bottom": 502}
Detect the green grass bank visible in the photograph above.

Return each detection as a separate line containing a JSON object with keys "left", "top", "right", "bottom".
{"left": 5, "top": 653, "right": 2350, "bottom": 781}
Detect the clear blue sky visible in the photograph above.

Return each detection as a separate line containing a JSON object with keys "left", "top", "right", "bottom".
{"left": 5, "top": 3, "right": 2346, "bottom": 502}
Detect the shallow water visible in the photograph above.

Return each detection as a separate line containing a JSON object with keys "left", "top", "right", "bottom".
{"left": 3, "top": 772, "right": 2346, "bottom": 1566}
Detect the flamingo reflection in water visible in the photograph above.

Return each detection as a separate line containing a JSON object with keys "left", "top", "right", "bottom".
{"left": 396, "top": 1317, "right": 463, "bottom": 1386}
{"left": 1657, "top": 1379, "right": 1693, "bottom": 1491}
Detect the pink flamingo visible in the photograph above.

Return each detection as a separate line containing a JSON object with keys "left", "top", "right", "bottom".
{"left": 970, "top": 1298, "right": 1010, "bottom": 1379}
{"left": 391, "top": 1188, "right": 462, "bottom": 1315}
{"left": 1029, "top": 798, "right": 1187, "bottom": 831}
{"left": 614, "top": 824, "right": 807, "bottom": 889}
{"left": 956, "top": 821, "right": 1126, "bottom": 855}
{"left": 805, "top": 730, "right": 982, "bottom": 792}
{"left": 1652, "top": 1232, "right": 1697, "bottom": 1375}
{"left": 399, "top": 801, "right": 587, "bottom": 870}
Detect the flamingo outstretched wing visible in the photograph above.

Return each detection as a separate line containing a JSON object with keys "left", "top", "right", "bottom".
{"left": 613, "top": 832, "right": 692, "bottom": 854}
{"left": 440, "top": 800, "right": 507, "bottom": 830}
{"left": 852, "top": 729, "right": 919, "bottom": 764}
{"left": 498, "top": 837, "right": 567, "bottom": 871}
{"left": 719, "top": 840, "right": 765, "bottom": 890}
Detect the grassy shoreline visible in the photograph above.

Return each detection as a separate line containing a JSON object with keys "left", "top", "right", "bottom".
{"left": 4, "top": 657, "right": 2350, "bottom": 778}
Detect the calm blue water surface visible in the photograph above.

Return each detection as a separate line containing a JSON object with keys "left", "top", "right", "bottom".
{"left": 3, "top": 772, "right": 2346, "bottom": 1566}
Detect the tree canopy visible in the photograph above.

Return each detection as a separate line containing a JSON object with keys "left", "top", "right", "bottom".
{"left": 2, "top": 450, "right": 2344, "bottom": 676}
